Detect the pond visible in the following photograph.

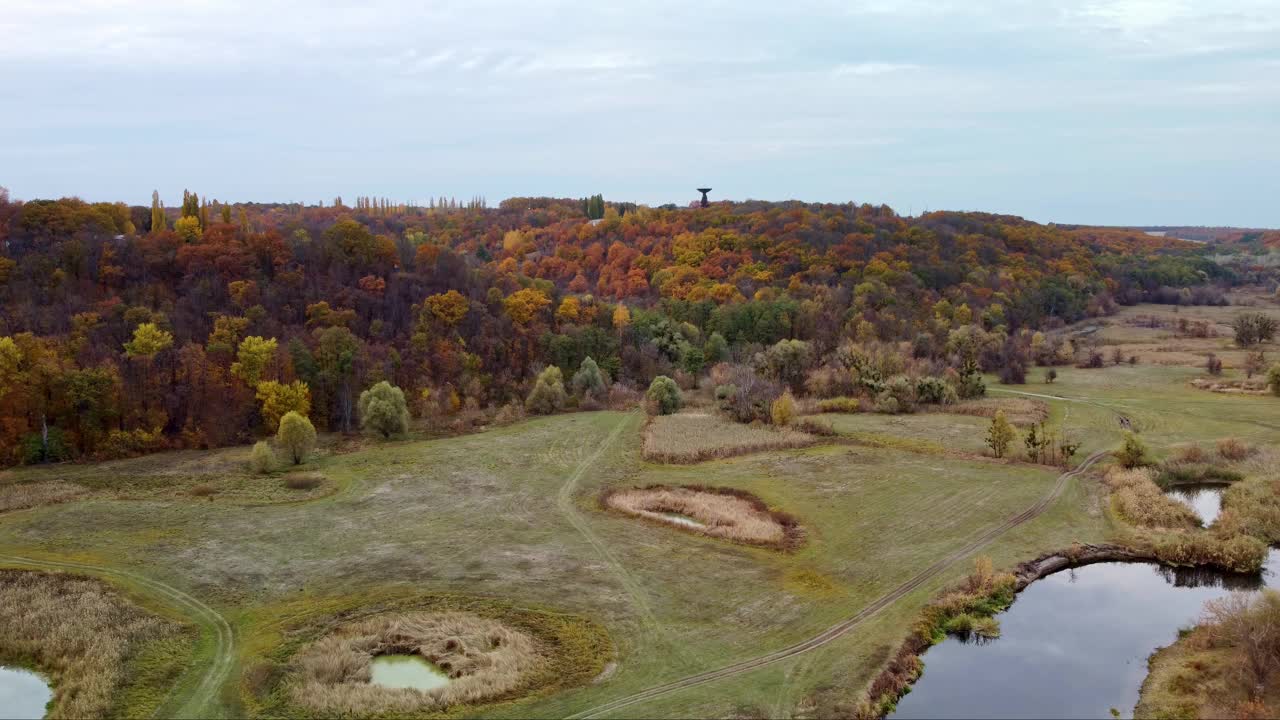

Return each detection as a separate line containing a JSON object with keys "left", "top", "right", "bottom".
{"left": 0, "top": 666, "right": 51, "bottom": 720}
{"left": 656, "top": 511, "right": 706, "bottom": 528}
{"left": 1166, "top": 483, "right": 1226, "bottom": 525}
{"left": 368, "top": 654, "right": 450, "bottom": 692}
{"left": 890, "top": 550, "right": 1278, "bottom": 719}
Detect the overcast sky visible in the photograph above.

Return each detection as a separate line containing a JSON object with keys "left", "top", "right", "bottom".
{"left": 2, "top": 0, "right": 1277, "bottom": 227}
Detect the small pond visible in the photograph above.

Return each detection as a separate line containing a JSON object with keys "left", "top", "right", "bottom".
{"left": 369, "top": 654, "right": 450, "bottom": 692}
{"left": 0, "top": 666, "right": 51, "bottom": 720}
{"left": 656, "top": 511, "right": 706, "bottom": 528}
{"left": 890, "top": 550, "right": 1278, "bottom": 719}
{"left": 1166, "top": 483, "right": 1226, "bottom": 525}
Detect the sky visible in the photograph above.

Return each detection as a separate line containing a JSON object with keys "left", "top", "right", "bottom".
{"left": 1, "top": 0, "right": 1277, "bottom": 227}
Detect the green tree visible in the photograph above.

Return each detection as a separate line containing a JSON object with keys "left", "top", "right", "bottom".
{"left": 124, "top": 323, "right": 173, "bottom": 359}
{"left": 277, "top": 411, "right": 316, "bottom": 465}
{"left": 571, "top": 356, "right": 606, "bottom": 399}
{"left": 1267, "top": 363, "right": 1280, "bottom": 397}
{"left": 646, "top": 375, "right": 681, "bottom": 415}
{"left": 763, "top": 339, "right": 812, "bottom": 392}
{"left": 1115, "top": 431, "right": 1150, "bottom": 468}
{"left": 526, "top": 366, "right": 567, "bottom": 414}
{"left": 704, "top": 332, "right": 730, "bottom": 364}
{"left": 358, "top": 381, "right": 410, "bottom": 438}
{"left": 986, "top": 410, "right": 1016, "bottom": 458}
{"left": 231, "top": 336, "right": 277, "bottom": 387}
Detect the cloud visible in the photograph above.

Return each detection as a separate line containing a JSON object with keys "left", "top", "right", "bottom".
{"left": 832, "top": 62, "right": 921, "bottom": 77}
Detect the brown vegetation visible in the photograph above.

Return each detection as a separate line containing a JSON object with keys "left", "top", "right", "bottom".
{"left": 926, "top": 397, "right": 1049, "bottom": 427}
{"left": 640, "top": 413, "right": 817, "bottom": 464}
{"left": 601, "top": 484, "right": 803, "bottom": 550}
{"left": 0, "top": 480, "right": 88, "bottom": 513}
{"left": 290, "top": 611, "right": 545, "bottom": 715}
{"left": 1105, "top": 468, "right": 1201, "bottom": 530}
{"left": 0, "top": 570, "right": 189, "bottom": 719}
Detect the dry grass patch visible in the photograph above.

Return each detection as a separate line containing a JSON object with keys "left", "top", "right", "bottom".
{"left": 0, "top": 570, "right": 189, "bottom": 719}
{"left": 927, "top": 397, "right": 1049, "bottom": 426}
{"left": 1190, "top": 376, "right": 1270, "bottom": 395}
{"left": 641, "top": 413, "right": 817, "bottom": 463}
{"left": 602, "top": 484, "right": 803, "bottom": 550}
{"left": 0, "top": 480, "right": 89, "bottom": 513}
{"left": 290, "top": 611, "right": 544, "bottom": 716}
{"left": 1106, "top": 467, "right": 1201, "bottom": 529}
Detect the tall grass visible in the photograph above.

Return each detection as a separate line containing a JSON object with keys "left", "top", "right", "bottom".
{"left": 0, "top": 570, "right": 186, "bottom": 719}
{"left": 1105, "top": 467, "right": 1201, "bottom": 529}
{"left": 0, "top": 481, "right": 88, "bottom": 513}
{"left": 602, "top": 484, "right": 804, "bottom": 549}
{"left": 290, "top": 611, "right": 544, "bottom": 715}
{"left": 641, "top": 413, "right": 817, "bottom": 463}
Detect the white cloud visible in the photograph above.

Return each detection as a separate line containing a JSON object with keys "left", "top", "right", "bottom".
{"left": 832, "top": 62, "right": 921, "bottom": 77}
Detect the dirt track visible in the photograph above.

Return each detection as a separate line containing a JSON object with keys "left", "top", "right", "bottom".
{"left": 568, "top": 448, "right": 1109, "bottom": 719}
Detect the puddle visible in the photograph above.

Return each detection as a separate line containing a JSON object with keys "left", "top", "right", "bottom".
{"left": 0, "top": 666, "right": 51, "bottom": 720}
{"left": 656, "top": 511, "right": 705, "bottom": 528}
{"left": 1165, "top": 483, "right": 1226, "bottom": 525}
{"left": 369, "top": 654, "right": 450, "bottom": 691}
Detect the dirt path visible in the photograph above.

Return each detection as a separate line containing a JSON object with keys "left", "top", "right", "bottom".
{"left": 0, "top": 554, "right": 235, "bottom": 719}
{"left": 554, "top": 412, "right": 702, "bottom": 666}
{"left": 568, "top": 449, "right": 1109, "bottom": 719}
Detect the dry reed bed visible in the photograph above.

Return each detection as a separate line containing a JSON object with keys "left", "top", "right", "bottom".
{"left": 924, "top": 397, "right": 1049, "bottom": 426}
{"left": 641, "top": 413, "right": 817, "bottom": 464}
{"left": 291, "top": 611, "right": 544, "bottom": 716}
{"left": 0, "top": 480, "right": 89, "bottom": 513}
{"left": 601, "top": 484, "right": 804, "bottom": 550}
{"left": 1105, "top": 467, "right": 1202, "bottom": 529}
{"left": 0, "top": 569, "right": 185, "bottom": 719}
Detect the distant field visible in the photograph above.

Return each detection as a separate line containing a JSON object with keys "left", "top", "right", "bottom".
{"left": 1086, "top": 297, "right": 1280, "bottom": 370}
{"left": 1, "top": 362, "right": 1277, "bottom": 717}
{"left": 642, "top": 412, "right": 816, "bottom": 463}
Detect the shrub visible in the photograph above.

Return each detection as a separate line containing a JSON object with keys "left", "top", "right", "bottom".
{"left": 1177, "top": 445, "right": 1207, "bottom": 463}
{"left": 1115, "top": 431, "right": 1150, "bottom": 468}
{"left": 956, "top": 358, "right": 986, "bottom": 399}
{"left": 249, "top": 440, "right": 274, "bottom": 474}
{"left": 794, "top": 417, "right": 836, "bottom": 436}
{"left": 525, "top": 366, "right": 568, "bottom": 414}
{"left": 770, "top": 391, "right": 796, "bottom": 426}
{"left": 492, "top": 401, "right": 525, "bottom": 426}
{"left": 571, "top": 356, "right": 607, "bottom": 399}
{"left": 1216, "top": 438, "right": 1252, "bottom": 461}
{"left": 1106, "top": 468, "right": 1200, "bottom": 529}
{"left": 761, "top": 339, "right": 813, "bottom": 392}
{"left": 883, "top": 376, "right": 917, "bottom": 412}
{"left": 358, "top": 381, "right": 411, "bottom": 438}
{"left": 716, "top": 365, "right": 783, "bottom": 423}
{"left": 284, "top": 473, "right": 322, "bottom": 490}
{"left": 874, "top": 394, "right": 901, "bottom": 415}
{"left": 277, "top": 411, "right": 317, "bottom": 465}
{"left": 817, "top": 396, "right": 863, "bottom": 413}
{"left": 189, "top": 483, "right": 217, "bottom": 497}
{"left": 1044, "top": 368, "right": 1057, "bottom": 384}
{"left": 607, "top": 382, "right": 642, "bottom": 409}
{"left": 646, "top": 375, "right": 681, "bottom": 415}
{"left": 1231, "top": 311, "right": 1278, "bottom": 347}
{"left": 914, "top": 376, "right": 954, "bottom": 405}
{"left": 1268, "top": 363, "right": 1280, "bottom": 397}
{"left": 21, "top": 426, "right": 73, "bottom": 464}
{"left": 1206, "top": 353, "right": 1223, "bottom": 376}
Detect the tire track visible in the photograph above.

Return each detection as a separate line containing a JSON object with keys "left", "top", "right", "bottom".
{"left": 569, "top": 449, "right": 1108, "bottom": 719}
{"left": 0, "top": 554, "right": 235, "bottom": 719}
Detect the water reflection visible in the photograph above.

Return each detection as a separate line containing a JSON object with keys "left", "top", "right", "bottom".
{"left": 0, "top": 666, "right": 51, "bottom": 720}
{"left": 890, "top": 550, "right": 1276, "bottom": 719}
{"left": 1166, "top": 483, "right": 1226, "bottom": 525}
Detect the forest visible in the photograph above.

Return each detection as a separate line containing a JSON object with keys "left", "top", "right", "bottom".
{"left": 0, "top": 188, "right": 1232, "bottom": 465}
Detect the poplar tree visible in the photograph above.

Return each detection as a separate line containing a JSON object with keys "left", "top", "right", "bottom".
{"left": 150, "top": 190, "right": 167, "bottom": 232}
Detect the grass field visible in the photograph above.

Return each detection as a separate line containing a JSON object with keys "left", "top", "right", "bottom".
{"left": 0, "top": 359, "right": 1276, "bottom": 717}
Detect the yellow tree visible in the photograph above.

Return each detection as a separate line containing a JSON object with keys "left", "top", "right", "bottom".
{"left": 256, "top": 380, "right": 311, "bottom": 432}
{"left": 503, "top": 288, "right": 551, "bottom": 326}
{"left": 556, "top": 297, "right": 581, "bottom": 324}
{"left": 424, "top": 290, "right": 469, "bottom": 327}
{"left": 231, "top": 336, "right": 278, "bottom": 387}
{"left": 612, "top": 304, "right": 631, "bottom": 334}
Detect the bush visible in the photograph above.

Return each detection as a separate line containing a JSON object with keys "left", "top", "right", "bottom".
{"left": 525, "top": 366, "right": 568, "bottom": 415}
{"left": 985, "top": 410, "right": 1015, "bottom": 458}
{"left": 874, "top": 394, "right": 901, "bottom": 415}
{"left": 1268, "top": 363, "right": 1280, "bottom": 397}
{"left": 817, "top": 396, "right": 863, "bottom": 413}
{"left": 358, "top": 381, "right": 411, "bottom": 438}
{"left": 1231, "top": 312, "right": 1278, "bottom": 347}
{"left": 249, "top": 440, "right": 274, "bottom": 474}
{"left": 1216, "top": 438, "right": 1252, "bottom": 461}
{"left": 284, "top": 473, "right": 323, "bottom": 491}
{"left": 914, "top": 376, "right": 955, "bottom": 405}
{"left": 770, "top": 391, "right": 796, "bottom": 426}
{"left": 716, "top": 365, "right": 783, "bottom": 423}
{"left": 21, "top": 426, "right": 73, "bottom": 464}
{"left": 1115, "top": 431, "right": 1150, "bottom": 468}
{"left": 1206, "top": 353, "right": 1223, "bottom": 376}
{"left": 1044, "top": 368, "right": 1057, "bottom": 384}
{"left": 646, "top": 376, "right": 681, "bottom": 415}
{"left": 277, "top": 411, "right": 317, "bottom": 465}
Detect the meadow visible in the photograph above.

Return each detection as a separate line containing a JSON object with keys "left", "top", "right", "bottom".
{"left": 0, "top": 361, "right": 1277, "bottom": 717}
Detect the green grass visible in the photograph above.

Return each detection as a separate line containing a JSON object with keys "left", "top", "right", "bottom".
{"left": 0, "top": 363, "right": 1275, "bottom": 717}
